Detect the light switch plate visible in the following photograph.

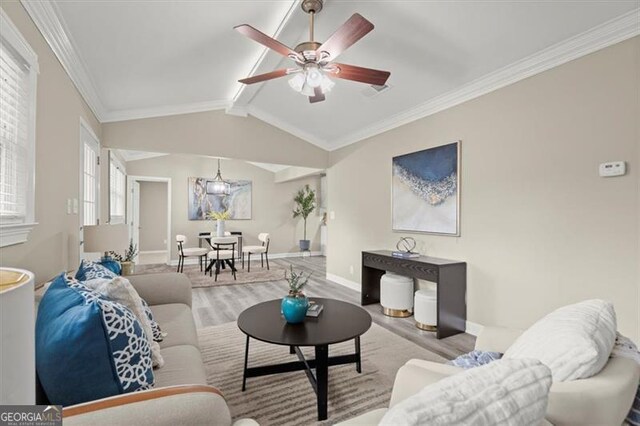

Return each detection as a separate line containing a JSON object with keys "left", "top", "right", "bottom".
{"left": 67, "top": 199, "right": 72, "bottom": 215}
{"left": 599, "top": 161, "right": 626, "bottom": 177}
{"left": 72, "top": 198, "right": 78, "bottom": 214}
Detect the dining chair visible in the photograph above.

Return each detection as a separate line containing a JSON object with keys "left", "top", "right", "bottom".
{"left": 176, "top": 235, "right": 208, "bottom": 273}
{"left": 206, "top": 236, "right": 238, "bottom": 281}
{"left": 241, "top": 233, "right": 270, "bottom": 272}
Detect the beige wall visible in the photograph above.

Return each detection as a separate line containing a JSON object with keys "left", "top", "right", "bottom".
{"left": 0, "top": 2, "right": 101, "bottom": 283}
{"left": 138, "top": 181, "right": 169, "bottom": 251}
{"left": 327, "top": 37, "right": 640, "bottom": 341}
{"left": 102, "top": 111, "right": 329, "bottom": 169}
{"left": 126, "top": 155, "right": 323, "bottom": 261}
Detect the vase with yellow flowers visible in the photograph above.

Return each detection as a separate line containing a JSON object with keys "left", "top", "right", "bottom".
{"left": 208, "top": 210, "right": 231, "bottom": 237}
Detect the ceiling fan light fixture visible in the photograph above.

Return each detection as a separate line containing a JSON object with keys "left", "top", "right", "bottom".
{"left": 288, "top": 73, "right": 306, "bottom": 92}
{"left": 320, "top": 74, "right": 335, "bottom": 93}
{"left": 301, "top": 83, "right": 315, "bottom": 97}
{"left": 304, "top": 64, "right": 323, "bottom": 88}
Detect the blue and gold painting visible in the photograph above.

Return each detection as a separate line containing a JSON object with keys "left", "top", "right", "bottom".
{"left": 188, "top": 177, "right": 252, "bottom": 220}
{"left": 392, "top": 141, "right": 460, "bottom": 235}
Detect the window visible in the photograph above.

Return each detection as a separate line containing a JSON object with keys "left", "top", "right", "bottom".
{"left": 109, "top": 153, "right": 126, "bottom": 224}
{"left": 0, "top": 10, "right": 38, "bottom": 247}
{"left": 81, "top": 126, "right": 99, "bottom": 227}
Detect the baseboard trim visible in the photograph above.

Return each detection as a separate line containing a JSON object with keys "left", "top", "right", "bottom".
{"left": 167, "top": 251, "right": 322, "bottom": 267}
{"left": 326, "top": 273, "right": 361, "bottom": 293}
{"left": 139, "top": 250, "right": 167, "bottom": 254}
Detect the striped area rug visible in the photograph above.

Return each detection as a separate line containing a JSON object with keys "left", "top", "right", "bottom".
{"left": 198, "top": 321, "right": 447, "bottom": 425}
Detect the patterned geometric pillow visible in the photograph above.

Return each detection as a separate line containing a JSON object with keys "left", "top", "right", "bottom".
{"left": 36, "top": 274, "right": 154, "bottom": 406}
{"left": 75, "top": 259, "right": 118, "bottom": 281}
{"left": 141, "top": 299, "right": 165, "bottom": 342}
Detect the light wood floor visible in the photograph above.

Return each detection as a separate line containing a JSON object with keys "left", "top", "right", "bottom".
{"left": 192, "top": 256, "right": 475, "bottom": 360}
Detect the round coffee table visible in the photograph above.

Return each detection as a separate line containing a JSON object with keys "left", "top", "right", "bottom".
{"left": 237, "top": 298, "right": 372, "bottom": 421}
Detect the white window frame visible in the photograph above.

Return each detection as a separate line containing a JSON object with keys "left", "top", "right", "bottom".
{"left": 0, "top": 9, "right": 39, "bottom": 247}
{"left": 109, "top": 152, "right": 126, "bottom": 224}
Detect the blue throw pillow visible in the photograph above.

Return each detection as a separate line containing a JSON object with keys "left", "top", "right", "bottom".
{"left": 75, "top": 259, "right": 118, "bottom": 281}
{"left": 36, "top": 274, "right": 153, "bottom": 406}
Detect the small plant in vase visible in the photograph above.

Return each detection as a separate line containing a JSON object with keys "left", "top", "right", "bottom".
{"left": 281, "top": 265, "right": 312, "bottom": 324}
{"left": 108, "top": 240, "right": 138, "bottom": 276}
{"left": 208, "top": 210, "right": 231, "bottom": 237}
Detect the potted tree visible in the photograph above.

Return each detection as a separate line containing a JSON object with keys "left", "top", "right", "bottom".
{"left": 109, "top": 240, "right": 138, "bottom": 276}
{"left": 293, "top": 185, "right": 316, "bottom": 251}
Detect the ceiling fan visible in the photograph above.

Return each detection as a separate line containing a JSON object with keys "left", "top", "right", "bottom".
{"left": 234, "top": 0, "right": 391, "bottom": 103}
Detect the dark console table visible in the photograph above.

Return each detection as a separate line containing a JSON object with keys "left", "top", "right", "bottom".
{"left": 361, "top": 250, "right": 467, "bottom": 339}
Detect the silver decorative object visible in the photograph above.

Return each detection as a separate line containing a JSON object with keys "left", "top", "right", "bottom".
{"left": 396, "top": 237, "right": 417, "bottom": 253}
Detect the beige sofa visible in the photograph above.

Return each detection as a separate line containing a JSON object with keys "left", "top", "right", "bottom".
{"left": 37, "top": 272, "right": 253, "bottom": 426}
{"left": 338, "top": 326, "right": 640, "bottom": 426}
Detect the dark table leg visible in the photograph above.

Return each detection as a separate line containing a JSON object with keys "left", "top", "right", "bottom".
{"left": 437, "top": 264, "right": 467, "bottom": 339}
{"left": 242, "top": 335, "right": 250, "bottom": 391}
{"left": 315, "top": 345, "right": 329, "bottom": 421}
{"left": 355, "top": 336, "right": 362, "bottom": 373}
{"left": 289, "top": 345, "right": 295, "bottom": 355}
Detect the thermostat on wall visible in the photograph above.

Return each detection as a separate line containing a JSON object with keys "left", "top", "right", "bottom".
{"left": 599, "top": 161, "right": 626, "bottom": 177}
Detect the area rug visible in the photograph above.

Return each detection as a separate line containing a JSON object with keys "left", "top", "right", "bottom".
{"left": 136, "top": 262, "right": 287, "bottom": 288}
{"left": 197, "top": 321, "right": 447, "bottom": 425}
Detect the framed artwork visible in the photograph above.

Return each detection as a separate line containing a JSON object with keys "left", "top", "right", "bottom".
{"left": 392, "top": 141, "right": 460, "bottom": 235}
{"left": 188, "top": 177, "right": 252, "bottom": 220}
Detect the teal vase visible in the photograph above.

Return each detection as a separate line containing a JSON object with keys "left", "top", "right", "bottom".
{"left": 281, "top": 293, "right": 309, "bottom": 324}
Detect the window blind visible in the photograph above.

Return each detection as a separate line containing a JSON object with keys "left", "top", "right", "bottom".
{"left": 0, "top": 39, "right": 30, "bottom": 222}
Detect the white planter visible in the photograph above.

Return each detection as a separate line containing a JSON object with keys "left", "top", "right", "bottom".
{"left": 216, "top": 220, "right": 226, "bottom": 237}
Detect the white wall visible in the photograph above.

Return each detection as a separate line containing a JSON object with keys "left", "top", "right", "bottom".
{"left": 126, "top": 154, "right": 323, "bottom": 261}
{"left": 327, "top": 37, "right": 640, "bottom": 341}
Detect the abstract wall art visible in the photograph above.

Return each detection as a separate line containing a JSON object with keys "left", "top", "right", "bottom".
{"left": 392, "top": 141, "right": 460, "bottom": 235}
{"left": 188, "top": 177, "right": 252, "bottom": 220}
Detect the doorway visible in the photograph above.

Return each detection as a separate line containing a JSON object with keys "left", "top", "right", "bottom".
{"left": 127, "top": 176, "right": 171, "bottom": 265}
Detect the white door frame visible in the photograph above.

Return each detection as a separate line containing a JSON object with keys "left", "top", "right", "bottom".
{"left": 79, "top": 117, "right": 100, "bottom": 262}
{"left": 127, "top": 175, "right": 172, "bottom": 265}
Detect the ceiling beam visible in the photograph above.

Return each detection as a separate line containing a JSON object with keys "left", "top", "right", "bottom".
{"left": 227, "top": 0, "right": 302, "bottom": 115}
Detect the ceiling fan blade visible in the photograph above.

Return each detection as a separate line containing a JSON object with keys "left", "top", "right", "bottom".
{"left": 234, "top": 24, "right": 301, "bottom": 60}
{"left": 238, "top": 69, "right": 290, "bottom": 85}
{"left": 331, "top": 63, "right": 390, "bottom": 86}
{"left": 316, "top": 14, "right": 374, "bottom": 61}
{"left": 309, "top": 87, "right": 326, "bottom": 103}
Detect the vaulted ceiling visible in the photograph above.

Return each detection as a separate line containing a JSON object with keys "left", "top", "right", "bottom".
{"left": 22, "top": 1, "right": 639, "bottom": 150}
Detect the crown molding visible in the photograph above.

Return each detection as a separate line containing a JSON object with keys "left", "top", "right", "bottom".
{"left": 20, "top": 0, "right": 107, "bottom": 121}
{"left": 245, "top": 105, "right": 331, "bottom": 150}
{"left": 101, "top": 100, "right": 230, "bottom": 123}
{"left": 328, "top": 8, "right": 640, "bottom": 151}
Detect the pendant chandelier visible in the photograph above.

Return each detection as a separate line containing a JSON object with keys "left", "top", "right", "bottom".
{"left": 206, "top": 159, "right": 230, "bottom": 196}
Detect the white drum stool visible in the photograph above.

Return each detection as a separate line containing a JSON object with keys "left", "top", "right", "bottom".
{"left": 380, "top": 272, "right": 414, "bottom": 318}
{"left": 414, "top": 288, "right": 437, "bottom": 331}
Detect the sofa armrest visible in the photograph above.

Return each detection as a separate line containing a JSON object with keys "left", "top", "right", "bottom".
{"left": 388, "top": 359, "right": 463, "bottom": 407}
{"left": 127, "top": 273, "right": 192, "bottom": 307}
{"left": 546, "top": 357, "right": 639, "bottom": 426}
{"left": 474, "top": 326, "right": 523, "bottom": 353}
{"left": 63, "top": 385, "right": 231, "bottom": 426}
